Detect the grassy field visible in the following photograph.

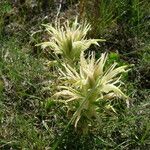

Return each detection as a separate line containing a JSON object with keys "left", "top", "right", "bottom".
{"left": 0, "top": 0, "right": 150, "bottom": 149}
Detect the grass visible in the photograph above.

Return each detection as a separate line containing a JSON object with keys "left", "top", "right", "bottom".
{"left": 0, "top": 0, "right": 150, "bottom": 149}
{"left": 0, "top": 37, "right": 54, "bottom": 149}
{"left": 84, "top": 0, "right": 150, "bottom": 53}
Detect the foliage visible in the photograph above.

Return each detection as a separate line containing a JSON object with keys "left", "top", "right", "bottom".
{"left": 0, "top": 38, "right": 47, "bottom": 102}
{"left": 83, "top": 0, "right": 150, "bottom": 52}
{"left": 0, "top": 37, "right": 56, "bottom": 149}
{"left": 0, "top": 0, "right": 12, "bottom": 38}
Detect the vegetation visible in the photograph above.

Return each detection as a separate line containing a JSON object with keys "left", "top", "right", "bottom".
{"left": 0, "top": 0, "right": 149, "bottom": 149}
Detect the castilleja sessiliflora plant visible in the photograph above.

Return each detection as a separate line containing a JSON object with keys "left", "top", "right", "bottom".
{"left": 38, "top": 18, "right": 104, "bottom": 64}
{"left": 39, "top": 17, "right": 129, "bottom": 134}
{"left": 54, "top": 52, "right": 129, "bottom": 133}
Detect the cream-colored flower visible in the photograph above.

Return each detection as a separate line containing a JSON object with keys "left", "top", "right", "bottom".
{"left": 55, "top": 52, "right": 129, "bottom": 131}
{"left": 38, "top": 18, "right": 104, "bottom": 63}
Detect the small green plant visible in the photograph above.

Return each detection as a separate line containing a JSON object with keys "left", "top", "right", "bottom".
{"left": 55, "top": 51, "right": 129, "bottom": 133}
{"left": 38, "top": 18, "right": 104, "bottom": 64}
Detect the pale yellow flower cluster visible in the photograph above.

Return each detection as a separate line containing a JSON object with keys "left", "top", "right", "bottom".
{"left": 38, "top": 17, "right": 104, "bottom": 63}
{"left": 39, "top": 18, "right": 129, "bottom": 132}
